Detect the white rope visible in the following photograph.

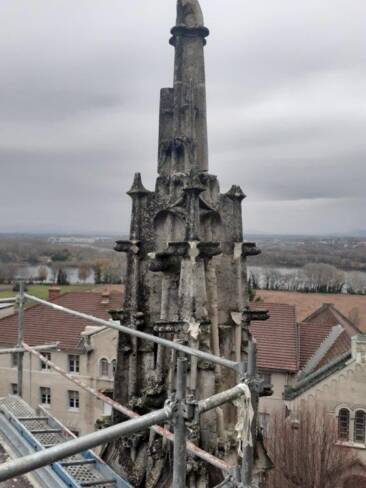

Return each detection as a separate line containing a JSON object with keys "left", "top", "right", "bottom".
{"left": 188, "top": 319, "right": 201, "bottom": 340}
{"left": 163, "top": 400, "right": 174, "bottom": 418}
{"left": 234, "top": 383, "right": 254, "bottom": 457}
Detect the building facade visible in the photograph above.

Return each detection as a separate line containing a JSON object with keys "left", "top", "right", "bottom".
{"left": 254, "top": 302, "right": 361, "bottom": 421}
{"left": 0, "top": 288, "right": 122, "bottom": 437}
{"left": 284, "top": 335, "right": 366, "bottom": 487}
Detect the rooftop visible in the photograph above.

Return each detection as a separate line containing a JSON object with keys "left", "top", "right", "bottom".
{"left": 0, "top": 290, "right": 122, "bottom": 352}
{"left": 251, "top": 301, "right": 359, "bottom": 375}
{"left": 251, "top": 302, "right": 298, "bottom": 372}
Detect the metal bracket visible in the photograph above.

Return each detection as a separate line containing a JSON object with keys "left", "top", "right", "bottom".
{"left": 183, "top": 399, "right": 198, "bottom": 422}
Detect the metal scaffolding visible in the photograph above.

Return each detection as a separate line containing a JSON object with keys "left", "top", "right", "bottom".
{"left": 0, "top": 285, "right": 261, "bottom": 487}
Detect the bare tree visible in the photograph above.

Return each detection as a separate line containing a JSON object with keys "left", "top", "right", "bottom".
{"left": 78, "top": 262, "right": 92, "bottom": 283}
{"left": 37, "top": 265, "right": 48, "bottom": 283}
{"left": 348, "top": 272, "right": 366, "bottom": 295}
{"left": 262, "top": 268, "right": 285, "bottom": 290}
{"left": 264, "top": 405, "right": 357, "bottom": 488}
{"left": 302, "top": 263, "right": 345, "bottom": 293}
{"left": 0, "top": 263, "right": 20, "bottom": 284}
{"left": 93, "top": 257, "right": 123, "bottom": 285}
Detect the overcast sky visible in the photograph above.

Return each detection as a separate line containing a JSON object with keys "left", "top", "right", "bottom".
{"left": 1, "top": 0, "right": 365, "bottom": 235}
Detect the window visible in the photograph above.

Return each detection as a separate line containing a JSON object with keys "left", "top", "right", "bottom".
{"left": 68, "top": 355, "right": 80, "bottom": 374}
{"left": 261, "top": 372, "right": 272, "bottom": 385}
{"left": 68, "top": 390, "right": 80, "bottom": 410}
{"left": 10, "top": 384, "right": 18, "bottom": 395}
{"left": 40, "top": 387, "right": 51, "bottom": 405}
{"left": 11, "top": 353, "right": 18, "bottom": 368}
{"left": 338, "top": 408, "right": 350, "bottom": 440}
{"left": 40, "top": 352, "right": 52, "bottom": 370}
{"left": 111, "top": 359, "right": 117, "bottom": 377}
{"left": 99, "top": 358, "right": 109, "bottom": 378}
{"left": 354, "top": 411, "right": 366, "bottom": 443}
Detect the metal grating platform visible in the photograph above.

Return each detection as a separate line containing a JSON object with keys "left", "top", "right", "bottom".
{"left": 0, "top": 396, "right": 131, "bottom": 488}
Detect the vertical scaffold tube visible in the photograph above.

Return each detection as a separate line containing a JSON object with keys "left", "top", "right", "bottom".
{"left": 173, "top": 357, "right": 188, "bottom": 488}
{"left": 17, "top": 281, "right": 25, "bottom": 397}
{"left": 242, "top": 339, "right": 257, "bottom": 487}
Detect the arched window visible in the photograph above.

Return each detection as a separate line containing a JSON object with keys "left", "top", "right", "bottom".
{"left": 338, "top": 408, "right": 350, "bottom": 440}
{"left": 111, "top": 359, "right": 117, "bottom": 377}
{"left": 354, "top": 410, "right": 366, "bottom": 443}
{"left": 99, "top": 358, "right": 109, "bottom": 378}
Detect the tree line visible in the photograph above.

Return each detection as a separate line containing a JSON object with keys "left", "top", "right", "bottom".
{"left": 0, "top": 256, "right": 126, "bottom": 286}
{"left": 249, "top": 263, "right": 366, "bottom": 295}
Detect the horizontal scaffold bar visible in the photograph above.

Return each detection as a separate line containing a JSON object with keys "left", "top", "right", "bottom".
{"left": 198, "top": 384, "right": 247, "bottom": 414}
{"left": 24, "top": 293, "right": 241, "bottom": 372}
{"left": 0, "top": 297, "right": 16, "bottom": 304}
{"left": 0, "top": 348, "right": 23, "bottom": 355}
{"left": 0, "top": 343, "right": 59, "bottom": 355}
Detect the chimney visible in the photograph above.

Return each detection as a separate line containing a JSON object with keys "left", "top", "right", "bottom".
{"left": 101, "top": 289, "right": 110, "bottom": 306}
{"left": 48, "top": 286, "right": 61, "bottom": 301}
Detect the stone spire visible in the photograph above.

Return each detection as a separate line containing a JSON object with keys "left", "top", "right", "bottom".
{"left": 158, "top": 0, "right": 209, "bottom": 176}
{"left": 107, "top": 1, "right": 272, "bottom": 486}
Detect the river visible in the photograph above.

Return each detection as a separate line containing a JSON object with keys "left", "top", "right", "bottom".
{"left": 18, "top": 264, "right": 366, "bottom": 293}
{"left": 19, "top": 265, "right": 95, "bottom": 285}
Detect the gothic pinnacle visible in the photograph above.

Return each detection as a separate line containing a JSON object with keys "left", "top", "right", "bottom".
{"left": 158, "top": 0, "right": 209, "bottom": 177}
{"left": 127, "top": 173, "right": 150, "bottom": 197}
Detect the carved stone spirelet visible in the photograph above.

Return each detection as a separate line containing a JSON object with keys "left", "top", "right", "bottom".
{"left": 106, "top": 1, "right": 269, "bottom": 486}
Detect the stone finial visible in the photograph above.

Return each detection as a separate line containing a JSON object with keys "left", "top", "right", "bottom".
{"left": 177, "top": 0, "right": 204, "bottom": 28}
{"left": 127, "top": 173, "right": 150, "bottom": 197}
{"left": 226, "top": 185, "right": 246, "bottom": 202}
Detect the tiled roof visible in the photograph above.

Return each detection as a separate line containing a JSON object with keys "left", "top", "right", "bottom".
{"left": 251, "top": 301, "right": 358, "bottom": 375}
{"left": 303, "top": 303, "right": 360, "bottom": 335}
{"left": 0, "top": 291, "right": 122, "bottom": 352}
{"left": 299, "top": 321, "right": 333, "bottom": 369}
{"left": 300, "top": 303, "right": 359, "bottom": 372}
{"left": 316, "top": 330, "right": 351, "bottom": 370}
{"left": 251, "top": 303, "right": 298, "bottom": 372}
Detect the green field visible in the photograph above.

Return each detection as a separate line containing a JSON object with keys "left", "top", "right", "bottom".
{"left": 0, "top": 284, "right": 95, "bottom": 301}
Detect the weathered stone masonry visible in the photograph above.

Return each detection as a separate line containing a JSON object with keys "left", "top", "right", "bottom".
{"left": 106, "top": 1, "right": 269, "bottom": 486}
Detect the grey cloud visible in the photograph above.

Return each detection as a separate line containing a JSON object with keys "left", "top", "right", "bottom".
{"left": 0, "top": 0, "right": 365, "bottom": 234}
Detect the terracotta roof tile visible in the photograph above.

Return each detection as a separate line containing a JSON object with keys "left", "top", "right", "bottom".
{"left": 303, "top": 303, "right": 360, "bottom": 335}
{"left": 300, "top": 303, "right": 358, "bottom": 371}
{"left": 299, "top": 321, "right": 333, "bottom": 369}
{"left": 0, "top": 291, "right": 122, "bottom": 352}
{"left": 251, "top": 303, "right": 298, "bottom": 372}
{"left": 316, "top": 330, "right": 351, "bottom": 370}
